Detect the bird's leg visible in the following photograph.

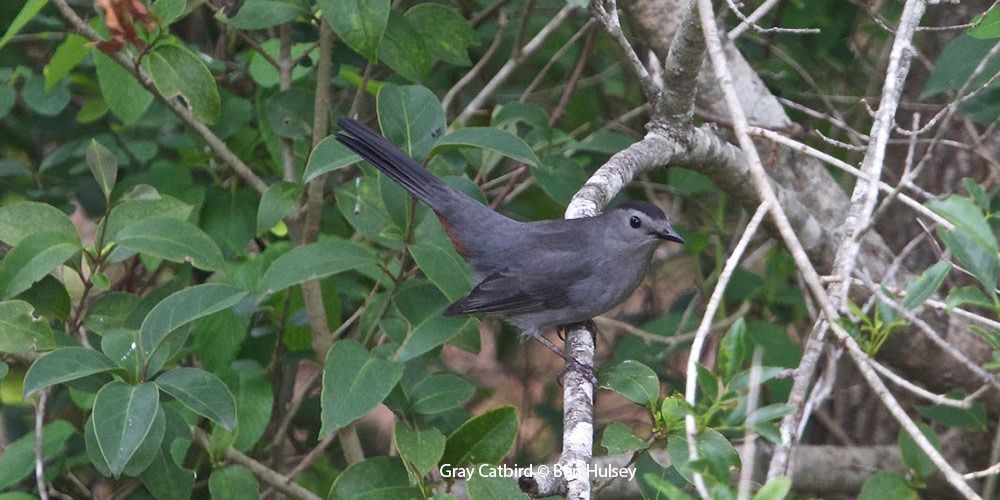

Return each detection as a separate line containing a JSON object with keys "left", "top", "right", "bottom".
{"left": 527, "top": 330, "right": 597, "bottom": 385}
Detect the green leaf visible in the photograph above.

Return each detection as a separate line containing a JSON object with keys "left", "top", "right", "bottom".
{"left": 0, "top": 300, "right": 55, "bottom": 353}
{"left": 946, "top": 286, "right": 993, "bottom": 309}
{"left": 259, "top": 238, "right": 376, "bottom": 295}
{"left": 377, "top": 12, "right": 430, "bottom": 82}
{"left": 222, "top": 0, "right": 307, "bottom": 29}
{"left": 394, "top": 422, "right": 445, "bottom": 476}
{"left": 917, "top": 399, "right": 988, "bottom": 430}
{"left": 434, "top": 128, "right": 540, "bottom": 168}
{"left": 224, "top": 361, "right": 273, "bottom": 451}
{"left": 599, "top": 360, "right": 660, "bottom": 408}
{"left": 667, "top": 430, "right": 740, "bottom": 484}
{"left": 927, "top": 196, "right": 997, "bottom": 254}
{"left": 377, "top": 84, "right": 445, "bottom": 161}
{"left": 44, "top": 34, "right": 90, "bottom": 91}
{"left": 15, "top": 273, "right": 69, "bottom": 322}
{"left": 717, "top": 318, "right": 747, "bottom": 382}
{"left": 531, "top": 155, "right": 589, "bottom": 205}
{"left": 0, "top": 85, "right": 15, "bottom": 120}
{"left": 22, "top": 72, "right": 70, "bottom": 116}
{"left": 92, "top": 381, "right": 160, "bottom": 477}
{"left": 320, "top": 340, "right": 403, "bottom": 436}
{"left": 746, "top": 403, "right": 794, "bottom": 426}
{"left": 139, "top": 407, "right": 196, "bottom": 500}
{"left": 86, "top": 407, "right": 167, "bottom": 477}
{"left": 0, "top": 362, "right": 7, "bottom": 382}
{"left": 898, "top": 423, "right": 941, "bottom": 478}
{"left": 247, "top": 39, "right": 315, "bottom": 88}
{"left": 102, "top": 195, "right": 194, "bottom": 242}
{"left": 303, "top": 135, "right": 361, "bottom": 182}
{"left": 95, "top": 51, "right": 153, "bottom": 123}
{"left": 155, "top": 367, "right": 237, "bottom": 431}
{"left": 0, "top": 230, "right": 80, "bottom": 299}
{"left": 87, "top": 140, "right": 118, "bottom": 201}
{"left": 601, "top": 421, "right": 649, "bottom": 454}
{"left": 938, "top": 228, "right": 997, "bottom": 294}
{"left": 404, "top": 4, "right": 478, "bottom": 66}
{"left": 397, "top": 315, "right": 473, "bottom": 362}
{"left": 152, "top": 0, "right": 187, "bottom": 24}
{"left": 139, "top": 283, "right": 248, "bottom": 358}
{"left": 922, "top": 36, "right": 1000, "bottom": 97}
{"left": 858, "top": 471, "right": 917, "bottom": 500}
{"left": 85, "top": 292, "right": 140, "bottom": 335}
{"left": 409, "top": 373, "right": 475, "bottom": 414}
{"left": 442, "top": 406, "right": 518, "bottom": 466}
{"left": 466, "top": 475, "right": 530, "bottom": 500}
{"left": 327, "top": 456, "right": 419, "bottom": 500}
{"left": 257, "top": 181, "right": 301, "bottom": 236}
{"left": 0, "top": 0, "right": 49, "bottom": 50}
{"left": 266, "top": 89, "right": 314, "bottom": 138}
{"left": 901, "top": 261, "right": 950, "bottom": 309}
{"left": 23, "top": 347, "right": 118, "bottom": 395}
{"left": 0, "top": 420, "right": 74, "bottom": 490}
{"left": 0, "top": 201, "right": 76, "bottom": 246}
{"left": 209, "top": 465, "right": 260, "bottom": 499}
{"left": 318, "top": 0, "right": 388, "bottom": 59}
{"left": 116, "top": 217, "right": 225, "bottom": 271}
{"left": 642, "top": 472, "right": 694, "bottom": 500}
{"left": 144, "top": 43, "right": 221, "bottom": 124}
{"left": 969, "top": 6, "right": 1000, "bottom": 39}
{"left": 752, "top": 476, "right": 791, "bottom": 500}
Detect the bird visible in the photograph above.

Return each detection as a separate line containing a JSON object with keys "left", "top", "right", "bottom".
{"left": 335, "top": 118, "right": 684, "bottom": 379}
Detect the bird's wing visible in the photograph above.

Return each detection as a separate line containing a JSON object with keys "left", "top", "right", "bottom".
{"left": 443, "top": 267, "right": 574, "bottom": 316}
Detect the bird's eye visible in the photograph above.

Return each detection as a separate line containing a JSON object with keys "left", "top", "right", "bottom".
{"left": 629, "top": 215, "right": 642, "bottom": 228}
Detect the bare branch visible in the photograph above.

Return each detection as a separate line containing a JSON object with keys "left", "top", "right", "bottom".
{"left": 590, "top": 0, "right": 661, "bottom": 101}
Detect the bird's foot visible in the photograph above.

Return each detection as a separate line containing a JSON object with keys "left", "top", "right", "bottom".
{"left": 556, "top": 320, "right": 599, "bottom": 343}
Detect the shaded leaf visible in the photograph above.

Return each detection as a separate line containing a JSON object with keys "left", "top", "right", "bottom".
{"left": 116, "top": 217, "right": 225, "bottom": 271}
{"left": 434, "top": 128, "right": 540, "bottom": 167}
{"left": 327, "top": 456, "right": 419, "bottom": 499}
{"left": 0, "top": 230, "right": 80, "bottom": 300}
{"left": 409, "top": 373, "right": 475, "bottom": 415}
{"left": 23, "top": 347, "right": 118, "bottom": 395}
{"left": 87, "top": 139, "right": 118, "bottom": 201}
{"left": 257, "top": 181, "right": 301, "bottom": 236}
{"left": 209, "top": 465, "right": 260, "bottom": 499}
{"left": 320, "top": 340, "right": 403, "bottom": 436}
{"left": 394, "top": 422, "right": 445, "bottom": 477}
{"left": 442, "top": 406, "right": 518, "bottom": 466}
{"left": 858, "top": 471, "right": 916, "bottom": 500}
{"left": 139, "top": 283, "right": 247, "bottom": 358}
{"left": 0, "top": 420, "right": 74, "bottom": 490}
{"left": 404, "top": 4, "right": 478, "bottom": 66}
{"left": 95, "top": 51, "right": 153, "bottom": 123}
{"left": 377, "top": 84, "right": 445, "bottom": 161}
{"left": 155, "top": 367, "right": 237, "bottom": 431}
{"left": 222, "top": 0, "right": 307, "bottom": 29}
{"left": 318, "top": 0, "right": 388, "bottom": 59}
{"left": 0, "top": 201, "right": 76, "bottom": 246}
{"left": 466, "top": 475, "right": 530, "bottom": 500}
{"left": 0, "top": 300, "right": 55, "bottom": 353}
{"left": 0, "top": 0, "right": 49, "bottom": 50}
{"left": 144, "top": 43, "right": 220, "bottom": 124}
{"left": 396, "top": 315, "right": 472, "bottom": 362}
{"left": 601, "top": 421, "right": 649, "bottom": 455}
{"left": 259, "top": 238, "right": 376, "bottom": 295}
{"left": 303, "top": 134, "right": 361, "bottom": 182}
{"left": 377, "top": 12, "right": 430, "bottom": 82}
{"left": 599, "top": 360, "right": 660, "bottom": 408}
{"left": 92, "top": 381, "right": 160, "bottom": 477}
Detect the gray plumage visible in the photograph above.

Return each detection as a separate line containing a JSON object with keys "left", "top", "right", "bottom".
{"left": 335, "top": 118, "right": 684, "bottom": 355}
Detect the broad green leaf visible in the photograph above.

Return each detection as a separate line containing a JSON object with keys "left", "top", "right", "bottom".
{"left": 85, "top": 292, "right": 140, "bottom": 335}
{"left": 0, "top": 230, "right": 80, "bottom": 299}
{"left": 396, "top": 315, "right": 472, "bottom": 362}
{"left": 102, "top": 195, "right": 193, "bottom": 241}
{"left": 717, "top": 317, "right": 748, "bottom": 382}
{"left": 939, "top": 228, "right": 997, "bottom": 294}
{"left": 442, "top": 406, "right": 518, "bottom": 466}
{"left": 466, "top": 475, "right": 530, "bottom": 500}
{"left": 95, "top": 52, "right": 153, "bottom": 123}
{"left": 209, "top": 465, "right": 260, "bottom": 499}
{"left": 139, "top": 283, "right": 248, "bottom": 358}
{"left": 303, "top": 134, "right": 361, "bottom": 182}
{"left": 752, "top": 476, "right": 791, "bottom": 500}
{"left": 318, "top": 0, "right": 388, "bottom": 59}
{"left": 599, "top": 360, "right": 660, "bottom": 408}
{"left": 898, "top": 423, "right": 942, "bottom": 478}
{"left": 44, "top": 34, "right": 90, "bottom": 91}
{"left": 394, "top": 422, "right": 445, "bottom": 476}
{"left": 152, "top": 0, "right": 187, "bottom": 24}
{"left": 946, "top": 286, "right": 992, "bottom": 309}
{"left": 257, "top": 181, "right": 301, "bottom": 236}
{"left": 92, "top": 381, "right": 160, "bottom": 477}
{"left": 0, "top": 201, "right": 76, "bottom": 246}
{"left": 320, "top": 340, "right": 403, "bottom": 436}
{"left": 409, "top": 373, "right": 475, "bottom": 415}
{"left": 601, "top": 421, "right": 649, "bottom": 454}
{"left": 858, "top": 471, "right": 917, "bottom": 500}
{"left": 266, "top": 89, "right": 314, "bottom": 138}
{"left": 901, "top": 261, "right": 950, "bottom": 309}
{"left": 404, "top": 4, "right": 478, "bottom": 66}
{"left": 155, "top": 367, "right": 237, "bottom": 431}
{"left": 86, "top": 407, "right": 166, "bottom": 477}
{"left": 23, "top": 347, "right": 118, "bottom": 395}
{"left": 327, "top": 456, "right": 419, "bottom": 500}
{"left": 0, "top": 362, "right": 7, "bottom": 382}
{"left": 223, "top": 361, "right": 273, "bottom": 451}
{"left": 259, "top": 238, "right": 376, "bottom": 295}
{"left": 22, "top": 73, "right": 70, "bottom": 115}
{"left": 116, "top": 217, "right": 225, "bottom": 271}
{"left": 222, "top": 0, "right": 307, "bottom": 29}
{"left": 0, "top": 86, "right": 13, "bottom": 120}
{"left": 434, "top": 128, "right": 540, "bottom": 167}
{"left": 139, "top": 407, "right": 196, "bottom": 500}
{"left": 0, "top": 300, "right": 54, "bottom": 353}
{"left": 378, "top": 12, "right": 431, "bottom": 82}
{"left": 667, "top": 430, "right": 740, "bottom": 484}
{"left": 0, "top": 0, "right": 49, "bottom": 49}
{"left": 922, "top": 36, "right": 1000, "bottom": 97}
{"left": 970, "top": 6, "right": 1000, "bottom": 39}
{"left": 87, "top": 140, "right": 118, "bottom": 201}
{"left": 746, "top": 403, "right": 794, "bottom": 426}
{"left": 0, "top": 420, "right": 74, "bottom": 490}
{"left": 144, "top": 43, "right": 221, "bottom": 124}
{"left": 201, "top": 187, "right": 257, "bottom": 258}
{"left": 660, "top": 394, "right": 689, "bottom": 430}
{"left": 532, "top": 155, "right": 589, "bottom": 205}
{"left": 927, "top": 196, "right": 997, "bottom": 254}
{"left": 377, "top": 84, "right": 445, "bottom": 161}
{"left": 642, "top": 472, "right": 694, "bottom": 500}
{"left": 918, "top": 399, "right": 989, "bottom": 429}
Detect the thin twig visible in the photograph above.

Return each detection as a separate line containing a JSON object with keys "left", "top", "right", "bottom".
{"left": 35, "top": 389, "right": 49, "bottom": 500}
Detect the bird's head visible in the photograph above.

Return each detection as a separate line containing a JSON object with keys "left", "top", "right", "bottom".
{"left": 608, "top": 201, "right": 685, "bottom": 247}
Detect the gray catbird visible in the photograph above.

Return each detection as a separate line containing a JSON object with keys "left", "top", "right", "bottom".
{"left": 335, "top": 118, "right": 684, "bottom": 375}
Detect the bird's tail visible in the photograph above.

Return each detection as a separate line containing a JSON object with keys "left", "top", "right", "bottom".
{"left": 335, "top": 118, "right": 453, "bottom": 210}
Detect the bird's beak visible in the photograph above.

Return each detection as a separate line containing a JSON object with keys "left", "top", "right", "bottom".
{"left": 652, "top": 228, "right": 685, "bottom": 244}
